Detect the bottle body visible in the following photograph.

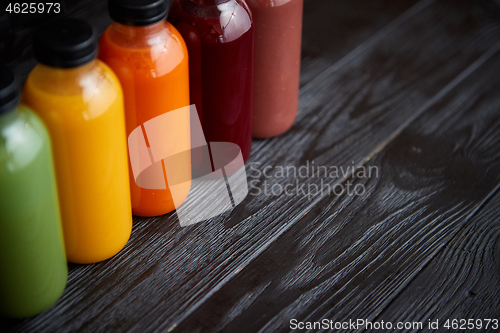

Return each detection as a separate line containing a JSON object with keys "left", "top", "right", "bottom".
{"left": 0, "top": 107, "right": 67, "bottom": 317}
{"left": 99, "top": 21, "right": 191, "bottom": 217}
{"left": 23, "top": 61, "right": 132, "bottom": 264}
{"left": 168, "top": 0, "right": 254, "bottom": 162}
{"left": 246, "top": 0, "right": 303, "bottom": 138}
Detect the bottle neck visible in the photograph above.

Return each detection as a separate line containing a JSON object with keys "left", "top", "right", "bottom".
{"left": 110, "top": 20, "right": 167, "bottom": 39}
{"left": 186, "top": 0, "right": 231, "bottom": 4}
{"left": 107, "top": 21, "right": 171, "bottom": 49}
{"left": 35, "top": 60, "right": 97, "bottom": 80}
{"left": 0, "top": 105, "right": 21, "bottom": 129}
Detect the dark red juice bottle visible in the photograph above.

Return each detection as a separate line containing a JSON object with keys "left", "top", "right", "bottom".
{"left": 168, "top": 0, "right": 254, "bottom": 162}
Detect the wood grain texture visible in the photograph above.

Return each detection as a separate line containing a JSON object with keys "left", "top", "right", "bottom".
{"left": 299, "top": 0, "right": 420, "bottom": 87}
{"left": 376, "top": 191, "right": 500, "bottom": 326}
{"left": 172, "top": 47, "right": 500, "bottom": 332}
{"left": 1, "top": 0, "right": 500, "bottom": 332}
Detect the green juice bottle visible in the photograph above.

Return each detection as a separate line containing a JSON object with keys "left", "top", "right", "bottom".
{"left": 0, "top": 65, "right": 67, "bottom": 318}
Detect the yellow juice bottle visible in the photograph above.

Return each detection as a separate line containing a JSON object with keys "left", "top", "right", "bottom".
{"left": 23, "top": 19, "right": 132, "bottom": 264}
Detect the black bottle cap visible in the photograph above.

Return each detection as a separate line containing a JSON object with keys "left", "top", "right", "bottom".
{"left": 108, "top": 0, "right": 168, "bottom": 26}
{"left": 0, "top": 65, "right": 20, "bottom": 115}
{"left": 33, "top": 19, "right": 98, "bottom": 68}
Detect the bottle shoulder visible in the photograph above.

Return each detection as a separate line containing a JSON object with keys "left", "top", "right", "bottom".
{"left": 23, "top": 61, "right": 123, "bottom": 119}
{"left": 169, "top": 0, "right": 253, "bottom": 43}
{"left": 0, "top": 107, "right": 50, "bottom": 173}
{"left": 25, "top": 61, "right": 121, "bottom": 97}
{"left": 100, "top": 22, "right": 188, "bottom": 54}
{"left": 99, "top": 22, "right": 189, "bottom": 77}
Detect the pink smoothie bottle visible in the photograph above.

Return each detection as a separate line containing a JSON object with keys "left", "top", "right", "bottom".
{"left": 246, "top": 0, "right": 303, "bottom": 138}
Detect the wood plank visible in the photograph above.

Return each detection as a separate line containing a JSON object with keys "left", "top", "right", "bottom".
{"left": 172, "top": 46, "right": 500, "bottom": 332}
{"left": 3, "top": 0, "right": 500, "bottom": 331}
{"left": 299, "top": 0, "right": 421, "bottom": 87}
{"left": 376, "top": 192, "right": 500, "bottom": 325}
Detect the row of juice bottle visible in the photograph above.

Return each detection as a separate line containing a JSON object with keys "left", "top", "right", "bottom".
{"left": 0, "top": 0, "right": 303, "bottom": 318}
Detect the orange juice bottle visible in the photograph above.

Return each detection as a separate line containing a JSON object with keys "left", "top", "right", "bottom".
{"left": 23, "top": 19, "right": 132, "bottom": 264}
{"left": 99, "top": 0, "right": 191, "bottom": 217}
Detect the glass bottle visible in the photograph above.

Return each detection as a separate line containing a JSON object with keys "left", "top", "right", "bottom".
{"left": 246, "top": 0, "right": 303, "bottom": 138}
{"left": 0, "top": 64, "right": 67, "bottom": 317}
{"left": 100, "top": 0, "right": 191, "bottom": 217}
{"left": 23, "top": 19, "right": 132, "bottom": 264}
{"left": 168, "top": 0, "right": 254, "bottom": 162}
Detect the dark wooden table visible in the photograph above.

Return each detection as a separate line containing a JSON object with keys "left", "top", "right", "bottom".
{"left": 1, "top": 0, "right": 500, "bottom": 331}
